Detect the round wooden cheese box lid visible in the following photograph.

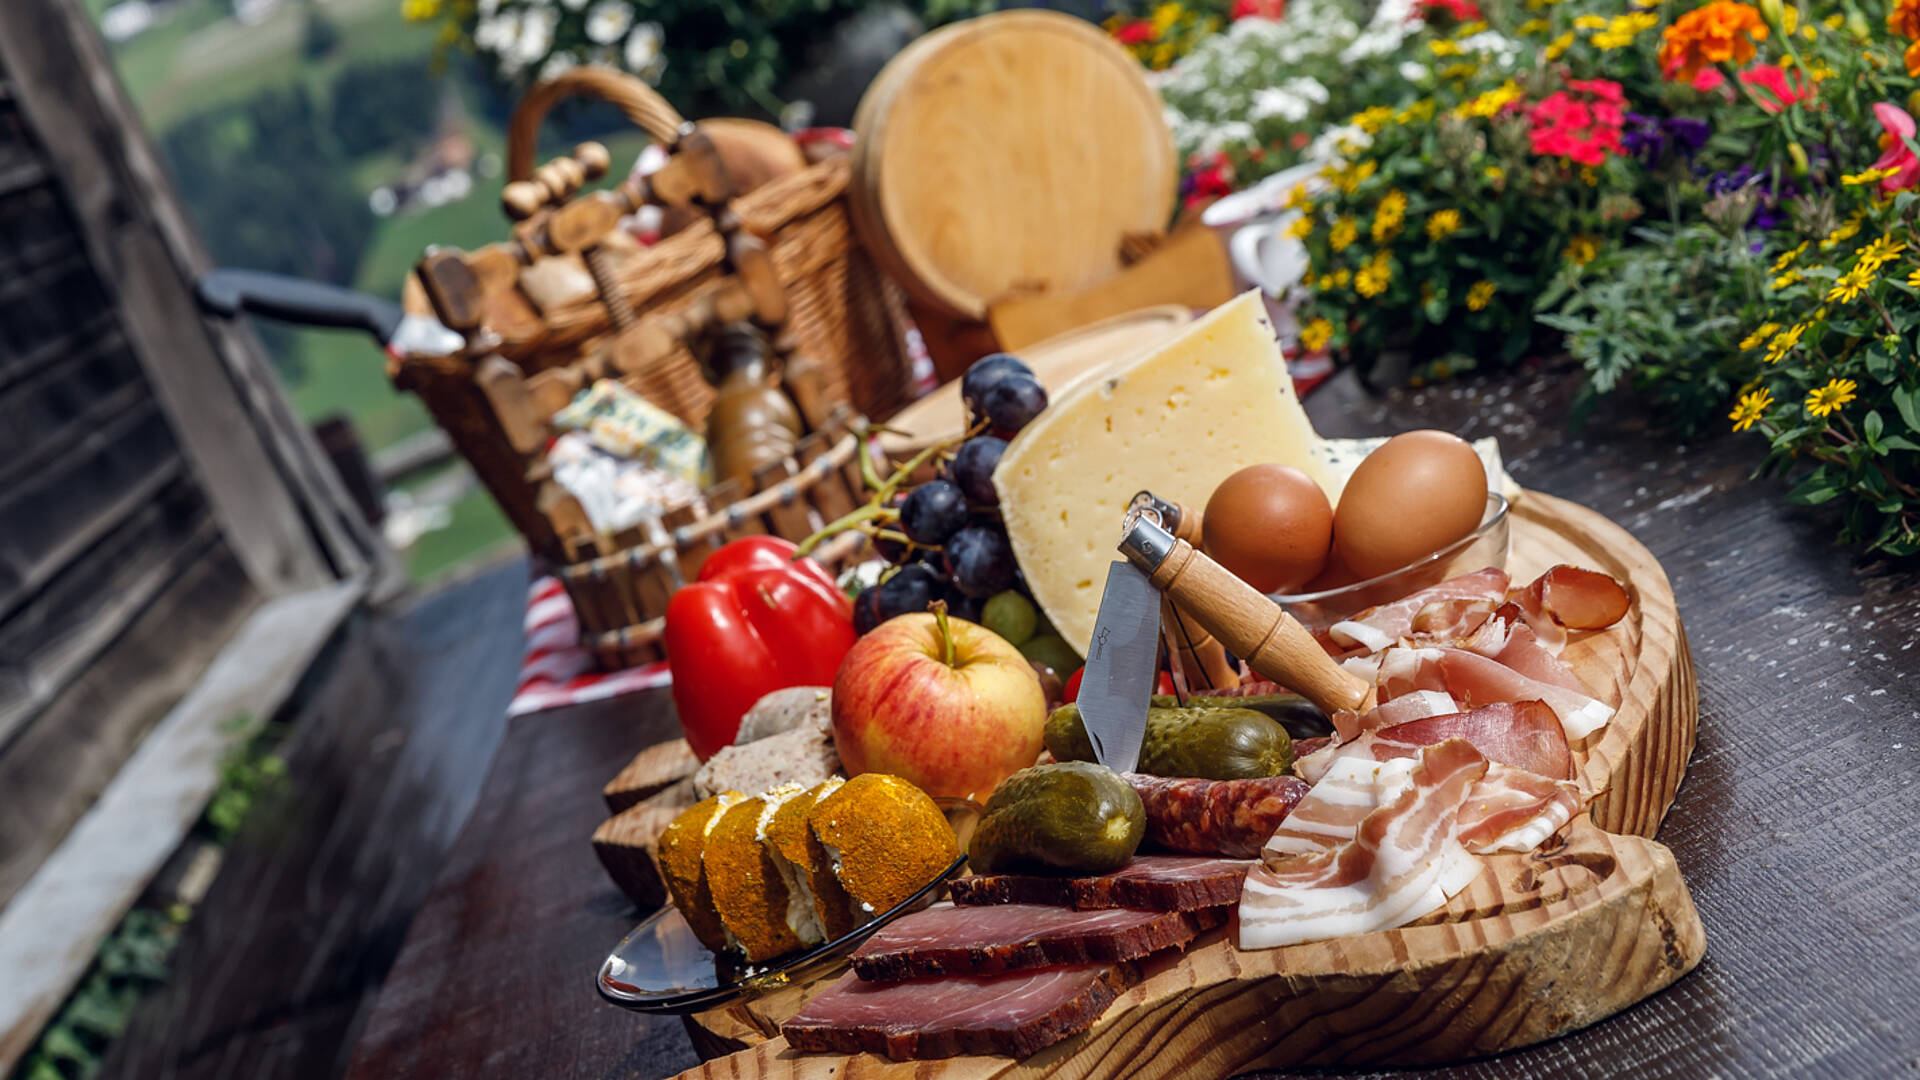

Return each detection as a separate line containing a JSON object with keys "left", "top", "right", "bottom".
{"left": 851, "top": 10, "right": 1177, "bottom": 321}
{"left": 878, "top": 304, "right": 1193, "bottom": 458}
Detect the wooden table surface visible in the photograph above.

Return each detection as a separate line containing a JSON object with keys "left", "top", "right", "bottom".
{"left": 342, "top": 363, "right": 1920, "bottom": 1080}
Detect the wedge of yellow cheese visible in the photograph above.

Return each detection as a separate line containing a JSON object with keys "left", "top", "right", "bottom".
{"left": 993, "top": 292, "right": 1336, "bottom": 656}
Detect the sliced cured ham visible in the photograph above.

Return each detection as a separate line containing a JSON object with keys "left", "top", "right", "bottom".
{"left": 949, "top": 855, "right": 1250, "bottom": 912}
{"left": 783, "top": 963, "right": 1131, "bottom": 1060}
{"left": 850, "top": 903, "right": 1210, "bottom": 982}
{"left": 1328, "top": 568, "right": 1510, "bottom": 654}
{"left": 1508, "top": 565, "right": 1632, "bottom": 648}
{"left": 1378, "top": 646, "right": 1613, "bottom": 740}
{"left": 1464, "top": 618, "right": 1590, "bottom": 692}
{"left": 1315, "top": 701, "right": 1574, "bottom": 782}
{"left": 1310, "top": 690, "right": 1461, "bottom": 773}
{"left": 1456, "top": 763, "right": 1582, "bottom": 853}
{"left": 1264, "top": 754, "right": 1416, "bottom": 859}
{"left": 1240, "top": 739, "right": 1488, "bottom": 950}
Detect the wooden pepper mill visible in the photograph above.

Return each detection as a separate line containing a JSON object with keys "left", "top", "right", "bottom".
{"left": 700, "top": 322, "right": 803, "bottom": 488}
{"left": 1128, "top": 491, "right": 1240, "bottom": 692}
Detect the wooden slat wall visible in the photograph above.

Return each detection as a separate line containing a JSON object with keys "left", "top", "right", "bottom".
{"left": 0, "top": 36, "right": 263, "bottom": 904}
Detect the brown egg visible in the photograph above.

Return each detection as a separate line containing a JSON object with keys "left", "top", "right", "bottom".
{"left": 1332, "top": 430, "right": 1487, "bottom": 579}
{"left": 1202, "top": 464, "right": 1334, "bottom": 594}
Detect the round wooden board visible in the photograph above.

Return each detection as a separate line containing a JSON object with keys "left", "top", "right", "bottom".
{"left": 876, "top": 304, "right": 1193, "bottom": 459}
{"left": 849, "top": 10, "right": 1177, "bottom": 321}
{"left": 675, "top": 490, "right": 1704, "bottom": 1076}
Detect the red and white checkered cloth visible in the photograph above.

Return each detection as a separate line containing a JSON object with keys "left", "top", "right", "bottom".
{"left": 508, "top": 577, "right": 672, "bottom": 717}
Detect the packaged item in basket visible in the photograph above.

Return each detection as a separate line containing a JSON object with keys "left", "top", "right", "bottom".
{"left": 548, "top": 431, "right": 704, "bottom": 533}
{"left": 553, "top": 379, "right": 711, "bottom": 488}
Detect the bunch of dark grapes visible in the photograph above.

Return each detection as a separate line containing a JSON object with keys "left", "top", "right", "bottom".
{"left": 854, "top": 353, "right": 1048, "bottom": 638}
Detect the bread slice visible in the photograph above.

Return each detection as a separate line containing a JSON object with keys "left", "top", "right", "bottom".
{"left": 592, "top": 776, "right": 697, "bottom": 907}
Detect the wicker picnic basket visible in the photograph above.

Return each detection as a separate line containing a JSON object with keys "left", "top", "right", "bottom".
{"left": 392, "top": 66, "right": 915, "bottom": 668}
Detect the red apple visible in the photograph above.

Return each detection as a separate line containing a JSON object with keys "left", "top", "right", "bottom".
{"left": 832, "top": 605, "right": 1047, "bottom": 801}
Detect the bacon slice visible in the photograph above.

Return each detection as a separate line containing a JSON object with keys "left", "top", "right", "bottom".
{"left": 1265, "top": 754, "right": 1410, "bottom": 859}
{"left": 1466, "top": 619, "right": 1589, "bottom": 692}
{"left": 1303, "top": 691, "right": 1462, "bottom": 781}
{"left": 1240, "top": 739, "right": 1488, "bottom": 950}
{"left": 1378, "top": 646, "right": 1613, "bottom": 740}
{"left": 1327, "top": 568, "right": 1510, "bottom": 654}
{"left": 1456, "top": 763, "right": 1582, "bottom": 853}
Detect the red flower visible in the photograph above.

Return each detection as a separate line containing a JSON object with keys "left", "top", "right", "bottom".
{"left": 1526, "top": 81, "right": 1627, "bottom": 167}
{"left": 1231, "top": 0, "right": 1285, "bottom": 19}
{"left": 1289, "top": 131, "right": 1311, "bottom": 149}
{"left": 1738, "top": 63, "right": 1811, "bottom": 113}
{"left": 1414, "top": 0, "right": 1481, "bottom": 22}
{"left": 1113, "top": 19, "right": 1155, "bottom": 44}
{"left": 1871, "top": 101, "right": 1920, "bottom": 193}
{"left": 1690, "top": 67, "right": 1727, "bottom": 92}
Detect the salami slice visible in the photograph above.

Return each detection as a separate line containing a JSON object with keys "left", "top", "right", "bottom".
{"left": 1126, "top": 773, "right": 1308, "bottom": 858}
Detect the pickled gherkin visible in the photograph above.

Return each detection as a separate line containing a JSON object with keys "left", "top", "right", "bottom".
{"left": 1045, "top": 703, "right": 1294, "bottom": 780}
{"left": 967, "top": 762, "right": 1145, "bottom": 875}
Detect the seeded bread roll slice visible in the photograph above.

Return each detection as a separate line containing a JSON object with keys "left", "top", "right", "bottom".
{"left": 809, "top": 774, "right": 959, "bottom": 926}
{"left": 705, "top": 796, "right": 806, "bottom": 962}
{"left": 657, "top": 792, "right": 743, "bottom": 954}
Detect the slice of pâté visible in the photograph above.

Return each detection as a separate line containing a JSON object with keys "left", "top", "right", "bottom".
{"left": 809, "top": 774, "right": 959, "bottom": 924}
{"left": 704, "top": 796, "right": 806, "bottom": 963}
{"left": 656, "top": 792, "right": 742, "bottom": 954}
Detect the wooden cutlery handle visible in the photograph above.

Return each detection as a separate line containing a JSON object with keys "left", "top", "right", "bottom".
{"left": 1147, "top": 537, "right": 1368, "bottom": 713}
{"left": 1156, "top": 501, "right": 1239, "bottom": 691}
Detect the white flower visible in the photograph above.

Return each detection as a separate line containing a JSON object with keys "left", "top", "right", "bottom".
{"left": 514, "top": 5, "right": 557, "bottom": 64}
{"left": 476, "top": 0, "right": 499, "bottom": 16}
{"left": 585, "top": 0, "right": 632, "bottom": 44}
{"left": 624, "top": 20, "right": 662, "bottom": 74}
{"left": 1249, "top": 77, "right": 1328, "bottom": 123}
{"left": 1457, "top": 30, "right": 1520, "bottom": 67}
{"left": 559, "top": 0, "right": 588, "bottom": 9}
{"left": 541, "top": 50, "right": 578, "bottom": 81}
{"left": 473, "top": 11, "right": 516, "bottom": 52}
{"left": 1306, "top": 123, "right": 1370, "bottom": 164}
{"left": 1399, "top": 60, "right": 1426, "bottom": 81}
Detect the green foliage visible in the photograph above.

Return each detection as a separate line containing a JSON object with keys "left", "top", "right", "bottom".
{"left": 303, "top": 5, "right": 343, "bottom": 59}
{"left": 1537, "top": 225, "right": 1762, "bottom": 435}
{"left": 330, "top": 59, "right": 442, "bottom": 157}
{"left": 202, "top": 716, "right": 289, "bottom": 845}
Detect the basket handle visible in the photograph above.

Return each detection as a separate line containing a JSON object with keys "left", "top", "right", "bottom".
{"left": 506, "top": 66, "right": 687, "bottom": 183}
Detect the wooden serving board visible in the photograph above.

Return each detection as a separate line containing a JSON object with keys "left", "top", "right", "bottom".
{"left": 673, "top": 491, "right": 1703, "bottom": 1075}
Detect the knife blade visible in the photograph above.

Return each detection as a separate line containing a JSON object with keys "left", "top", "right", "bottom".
{"left": 1077, "top": 560, "right": 1163, "bottom": 774}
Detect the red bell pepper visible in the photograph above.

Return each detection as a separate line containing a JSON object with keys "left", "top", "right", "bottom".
{"left": 1062, "top": 666, "right": 1174, "bottom": 704}
{"left": 665, "top": 536, "right": 856, "bottom": 760}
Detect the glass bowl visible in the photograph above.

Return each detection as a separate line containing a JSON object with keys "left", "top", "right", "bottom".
{"left": 1270, "top": 491, "right": 1510, "bottom": 626}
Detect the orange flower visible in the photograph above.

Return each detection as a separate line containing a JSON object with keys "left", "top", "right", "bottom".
{"left": 1907, "top": 37, "right": 1920, "bottom": 77}
{"left": 1659, "top": 2, "right": 1769, "bottom": 84}
{"left": 1893, "top": 0, "right": 1920, "bottom": 40}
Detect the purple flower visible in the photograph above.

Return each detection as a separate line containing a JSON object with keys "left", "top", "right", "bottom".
{"left": 1663, "top": 117, "right": 1710, "bottom": 155}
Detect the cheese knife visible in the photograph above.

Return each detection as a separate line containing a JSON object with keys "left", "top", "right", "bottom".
{"left": 1126, "top": 491, "right": 1241, "bottom": 695}
{"left": 1076, "top": 560, "right": 1163, "bottom": 774}
{"left": 1116, "top": 495, "right": 1370, "bottom": 716}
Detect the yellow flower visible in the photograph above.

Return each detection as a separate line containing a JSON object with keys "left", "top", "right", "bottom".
{"left": 1466, "top": 279, "right": 1497, "bottom": 310}
{"left": 1545, "top": 31, "right": 1575, "bottom": 59}
{"left": 1351, "top": 106, "right": 1397, "bottom": 134}
{"left": 1907, "top": 266, "right": 1920, "bottom": 289}
{"left": 1563, "top": 234, "right": 1600, "bottom": 266}
{"left": 1580, "top": 166, "right": 1600, "bottom": 186}
{"left": 1457, "top": 81, "right": 1523, "bottom": 119}
{"left": 1330, "top": 216, "right": 1358, "bottom": 251}
{"left": 1806, "top": 378, "right": 1858, "bottom": 418}
{"left": 1856, "top": 236, "right": 1907, "bottom": 271}
{"left": 1288, "top": 216, "right": 1316, "bottom": 240}
{"left": 1593, "top": 11, "right": 1659, "bottom": 48}
{"left": 1284, "top": 185, "right": 1314, "bottom": 212}
{"left": 1430, "top": 38, "right": 1464, "bottom": 56}
{"left": 1355, "top": 256, "right": 1394, "bottom": 298}
{"left": 1771, "top": 242, "right": 1807, "bottom": 273}
{"left": 1738, "top": 322, "right": 1781, "bottom": 351}
{"left": 1440, "top": 61, "right": 1482, "bottom": 79}
{"left": 1573, "top": 14, "right": 1609, "bottom": 30}
{"left": 1397, "top": 100, "right": 1437, "bottom": 124}
{"left": 1823, "top": 12, "right": 1844, "bottom": 29}
{"left": 1517, "top": 18, "right": 1550, "bottom": 35}
{"left": 1770, "top": 270, "right": 1803, "bottom": 290}
{"left": 1763, "top": 323, "right": 1805, "bottom": 363}
{"left": 1332, "top": 268, "right": 1352, "bottom": 288}
{"left": 1150, "top": 41, "right": 1176, "bottom": 68}
{"left": 1822, "top": 216, "right": 1864, "bottom": 248}
{"left": 1151, "top": 1, "right": 1184, "bottom": 34}
{"left": 1426, "top": 209, "right": 1462, "bottom": 242}
{"left": 1299, "top": 318, "right": 1334, "bottom": 352}
{"left": 1484, "top": 164, "right": 1506, "bottom": 184}
{"left": 401, "top": 0, "right": 440, "bottom": 19}
{"left": 1842, "top": 166, "right": 1899, "bottom": 186}
{"left": 1454, "top": 19, "right": 1491, "bottom": 35}
{"left": 1826, "top": 262, "right": 1877, "bottom": 303}
{"left": 1729, "top": 388, "right": 1773, "bottom": 432}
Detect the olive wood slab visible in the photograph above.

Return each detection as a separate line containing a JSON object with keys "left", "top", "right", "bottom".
{"left": 672, "top": 490, "right": 1703, "bottom": 1073}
